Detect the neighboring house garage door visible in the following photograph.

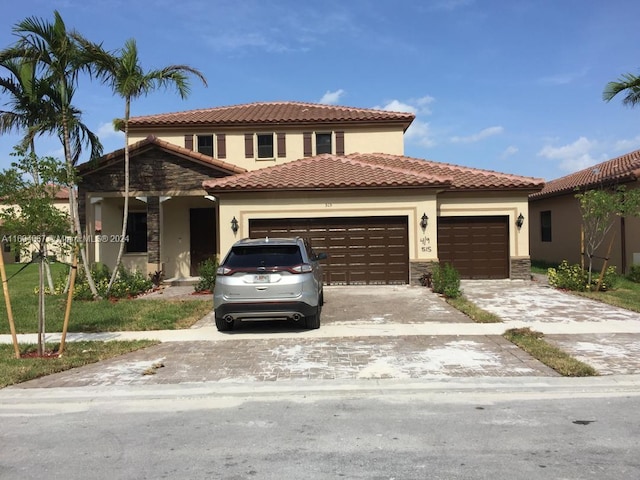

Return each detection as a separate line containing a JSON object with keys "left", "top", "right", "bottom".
{"left": 437, "top": 216, "right": 509, "bottom": 279}
{"left": 249, "top": 216, "right": 409, "bottom": 285}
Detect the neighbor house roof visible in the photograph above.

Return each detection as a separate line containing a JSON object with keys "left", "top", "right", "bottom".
{"left": 76, "top": 135, "right": 247, "bottom": 175}
{"left": 127, "top": 101, "right": 415, "bottom": 131}
{"left": 531, "top": 149, "right": 640, "bottom": 200}
{"left": 202, "top": 152, "right": 544, "bottom": 193}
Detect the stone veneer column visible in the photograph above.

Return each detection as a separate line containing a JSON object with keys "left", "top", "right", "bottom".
{"left": 510, "top": 257, "right": 531, "bottom": 280}
{"left": 409, "top": 260, "right": 440, "bottom": 285}
{"left": 147, "top": 196, "right": 160, "bottom": 272}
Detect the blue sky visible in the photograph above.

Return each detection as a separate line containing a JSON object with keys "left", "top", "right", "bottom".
{"left": 2, "top": 0, "right": 640, "bottom": 181}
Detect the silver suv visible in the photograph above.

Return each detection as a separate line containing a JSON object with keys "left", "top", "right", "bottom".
{"left": 214, "top": 237, "right": 327, "bottom": 331}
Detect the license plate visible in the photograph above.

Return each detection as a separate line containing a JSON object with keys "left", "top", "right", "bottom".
{"left": 253, "top": 274, "right": 270, "bottom": 283}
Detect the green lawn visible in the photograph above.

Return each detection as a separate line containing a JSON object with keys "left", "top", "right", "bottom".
{"left": 0, "top": 262, "right": 210, "bottom": 388}
{"left": 0, "top": 263, "right": 212, "bottom": 334}
{"left": 0, "top": 340, "right": 158, "bottom": 388}
{"left": 531, "top": 262, "right": 640, "bottom": 313}
{"left": 574, "top": 276, "right": 640, "bottom": 313}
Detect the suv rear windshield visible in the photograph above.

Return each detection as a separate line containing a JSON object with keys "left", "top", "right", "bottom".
{"left": 225, "top": 245, "right": 303, "bottom": 268}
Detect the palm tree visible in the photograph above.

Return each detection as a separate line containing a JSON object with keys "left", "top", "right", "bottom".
{"left": 0, "top": 58, "right": 59, "bottom": 291}
{"left": 0, "top": 58, "right": 54, "bottom": 155}
{"left": 1, "top": 10, "right": 103, "bottom": 297}
{"left": 76, "top": 38, "right": 207, "bottom": 293}
{"left": 603, "top": 72, "right": 640, "bottom": 106}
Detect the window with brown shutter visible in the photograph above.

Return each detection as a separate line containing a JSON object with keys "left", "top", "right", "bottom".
{"left": 336, "top": 131, "right": 345, "bottom": 155}
{"left": 197, "top": 134, "right": 214, "bottom": 157}
{"left": 184, "top": 134, "right": 194, "bottom": 151}
{"left": 257, "top": 133, "right": 274, "bottom": 158}
{"left": 316, "top": 133, "right": 332, "bottom": 154}
{"left": 303, "top": 132, "right": 312, "bottom": 157}
{"left": 277, "top": 133, "right": 286, "bottom": 158}
{"left": 217, "top": 134, "right": 226, "bottom": 159}
{"left": 245, "top": 133, "right": 254, "bottom": 158}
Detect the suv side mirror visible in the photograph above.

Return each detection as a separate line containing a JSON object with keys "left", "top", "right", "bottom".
{"left": 315, "top": 252, "right": 328, "bottom": 261}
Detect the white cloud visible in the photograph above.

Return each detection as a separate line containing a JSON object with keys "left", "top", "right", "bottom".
{"left": 373, "top": 96, "right": 436, "bottom": 149}
{"left": 319, "top": 89, "right": 345, "bottom": 105}
{"left": 501, "top": 145, "right": 519, "bottom": 158}
{"left": 404, "top": 120, "right": 435, "bottom": 148}
{"left": 614, "top": 135, "right": 640, "bottom": 152}
{"left": 377, "top": 100, "right": 417, "bottom": 114}
{"left": 537, "top": 136, "right": 599, "bottom": 172}
{"left": 374, "top": 96, "right": 435, "bottom": 115}
{"left": 538, "top": 68, "right": 588, "bottom": 86}
{"left": 97, "top": 122, "right": 124, "bottom": 140}
{"left": 450, "top": 126, "right": 504, "bottom": 143}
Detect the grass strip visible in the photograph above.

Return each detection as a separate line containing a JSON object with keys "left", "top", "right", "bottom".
{"left": 445, "top": 296, "right": 502, "bottom": 323}
{"left": 503, "top": 327, "right": 598, "bottom": 377}
{"left": 0, "top": 340, "right": 159, "bottom": 388}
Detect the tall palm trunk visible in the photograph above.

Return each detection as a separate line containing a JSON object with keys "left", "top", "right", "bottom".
{"left": 61, "top": 103, "right": 99, "bottom": 298}
{"left": 107, "top": 98, "right": 131, "bottom": 293}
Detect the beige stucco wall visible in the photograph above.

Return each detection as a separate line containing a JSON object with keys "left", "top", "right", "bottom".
{"left": 437, "top": 192, "right": 531, "bottom": 259}
{"left": 215, "top": 190, "right": 439, "bottom": 267}
{"left": 88, "top": 194, "right": 217, "bottom": 279}
{"left": 129, "top": 125, "right": 405, "bottom": 172}
{"left": 530, "top": 182, "right": 640, "bottom": 273}
{"left": 529, "top": 195, "right": 583, "bottom": 267}
{"left": 0, "top": 200, "right": 72, "bottom": 264}
{"left": 161, "top": 195, "right": 218, "bottom": 278}
{"left": 214, "top": 190, "right": 531, "bottom": 263}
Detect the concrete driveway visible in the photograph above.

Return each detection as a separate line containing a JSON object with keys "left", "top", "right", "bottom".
{"left": 5, "top": 280, "right": 640, "bottom": 389}
{"left": 461, "top": 279, "right": 640, "bottom": 376}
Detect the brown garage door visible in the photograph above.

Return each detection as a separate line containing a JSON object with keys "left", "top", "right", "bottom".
{"left": 437, "top": 216, "right": 509, "bottom": 279}
{"left": 249, "top": 216, "right": 409, "bottom": 285}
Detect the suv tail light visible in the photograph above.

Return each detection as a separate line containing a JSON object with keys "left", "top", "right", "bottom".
{"left": 290, "top": 263, "right": 313, "bottom": 274}
{"left": 217, "top": 266, "right": 233, "bottom": 275}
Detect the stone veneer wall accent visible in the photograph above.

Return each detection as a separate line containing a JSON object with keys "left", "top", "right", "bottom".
{"left": 510, "top": 257, "right": 531, "bottom": 280}
{"left": 409, "top": 260, "right": 440, "bottom": 285}
{"left": 78, "top": 147, "right": 230, "bottom": 230}
{"left": 147, "top": 196, "right": 160, "bottom": 266}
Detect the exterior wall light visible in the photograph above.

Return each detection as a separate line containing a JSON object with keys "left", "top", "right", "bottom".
{"left": 516, "top": 213, "right": 525, "bottom": 229}
{"left": 420, "top": 213, "right": 429, "bottom": 229}
{"left": 231, "top": 216, "right": 239, "bottom": 234}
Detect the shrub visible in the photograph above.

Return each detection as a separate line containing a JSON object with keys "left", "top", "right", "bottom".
{"left": 628, "top": 265, "right": 640, "bottom": 283}
{"left": 195, "top": 258, "right": 218, "bottom": 293}
{"left": 548, "top": 260, "right": 587, "bottom": 291}
{"left": 431, "top": 263, "right": 461, "bottom": 299}
{"left": 548, "top": 260, "right": 618, "bottom": 292}
{"left": 58, "top": 263, "right": 152, "bottom": 300}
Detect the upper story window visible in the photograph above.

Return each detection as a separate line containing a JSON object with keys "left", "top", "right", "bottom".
{"left": 540, "top": 210, "right": 552, "bottom": 242}
{"left": 304, "top": 131, "right": 344, "bottom": 157}
{"left": 316, "top": 133, "right": 332, "bottom": 154}
{"left": 197, "top": 134, "right": 214, "bottom": 157}
{"left": 257, "top": 133, "right": 274, "bottom": 158}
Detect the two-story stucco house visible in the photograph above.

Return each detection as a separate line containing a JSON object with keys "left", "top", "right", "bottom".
{"left": 77, "top": 101, "right": 544, "bottom": 285}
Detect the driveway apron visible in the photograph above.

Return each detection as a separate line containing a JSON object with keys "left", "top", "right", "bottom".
{"left": 7, "top": 281, "right": 640, "bottom": 388}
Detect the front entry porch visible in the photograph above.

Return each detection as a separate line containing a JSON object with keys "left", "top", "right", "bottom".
{"left": 87, "top": 195, "right": 217, "bottom": 280}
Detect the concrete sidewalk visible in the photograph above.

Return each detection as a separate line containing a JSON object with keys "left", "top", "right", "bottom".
{"left": 4, "top": 281, "right": 640, "bottom": 388}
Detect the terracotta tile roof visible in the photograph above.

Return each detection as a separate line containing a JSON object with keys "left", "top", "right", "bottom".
{"left": 127, "top": 101, "right": 415, "bottom": 130}
{"left": 77, "top": 135, "right": 247, "bottom": 175}
{"left": 52, "top": 186, "right": 69, "bottom": 200}
{"left": 531, "top": 149, "right": 640, "bottom": 200}
{"left": 202, "top": 153, "right": 544, "bottom": 193}
{"left": 349, "top": 153, "right": 545, "bottom": 191}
